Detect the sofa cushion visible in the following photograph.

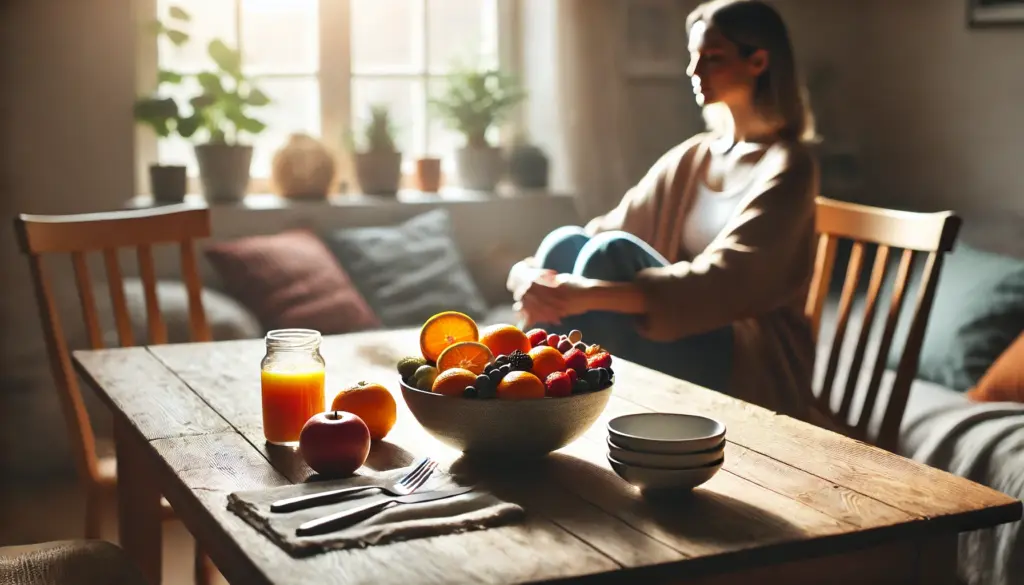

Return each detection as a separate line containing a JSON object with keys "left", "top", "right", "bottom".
{"left": 204, "top": 229, "right": 381, "bottom": 335}
{"left": 324, "top": 209, "right": 489, "bottom": 328}
{"left": 886, "top": 243, "right": 1024, "bottom": 391}
{"left": 967, "top": 332, "right": 1024, "bottom": 403}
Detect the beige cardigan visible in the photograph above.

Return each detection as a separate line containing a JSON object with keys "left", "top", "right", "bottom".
{"left": 584, "top": 134, "right": 819, "bottom": 420}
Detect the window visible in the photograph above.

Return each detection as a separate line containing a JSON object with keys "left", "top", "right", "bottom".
{"left": 149, "top": 0, "right": 511, "bottom": 187}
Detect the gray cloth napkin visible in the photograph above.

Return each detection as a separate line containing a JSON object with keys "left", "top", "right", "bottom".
{"left": 226, "top": 465, "right": 525, "bottom": 557}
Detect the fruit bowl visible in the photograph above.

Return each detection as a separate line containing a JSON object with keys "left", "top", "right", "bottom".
{"left": 400, "top": 378, "right": 613, "bottom": 457}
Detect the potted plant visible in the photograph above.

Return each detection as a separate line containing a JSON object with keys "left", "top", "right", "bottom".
{"left": 349, "top": 103, "right": 402, "bottom": 196}
{"left": 185, "top": 39, "right": 271, "bottom": 202}
{"left": 133, "top": 5, "right": 193, "bottom": 203}
{"left": 429, "top": 65, "right": 526, "bottom": 192}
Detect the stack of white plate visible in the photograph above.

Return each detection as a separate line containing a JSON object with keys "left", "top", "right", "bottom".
{"left": 606, "top": 413, "right": 726, "bottom": 492}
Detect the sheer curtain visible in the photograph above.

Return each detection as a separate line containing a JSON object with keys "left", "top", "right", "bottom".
{"left": 522, "top": 0, "right": 633, "bottom": 223}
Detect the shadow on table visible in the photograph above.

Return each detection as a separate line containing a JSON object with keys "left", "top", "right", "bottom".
{"left": 449, "top": 451, "right": 806, "bottom": 548}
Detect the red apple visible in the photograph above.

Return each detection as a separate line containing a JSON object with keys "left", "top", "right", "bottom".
{"left": 298, "top": 411, "right": 371, "bottom": 477}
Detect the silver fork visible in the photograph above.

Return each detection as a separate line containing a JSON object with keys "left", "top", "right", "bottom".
{"left": 270, "top": 457, "right": 438, "bottom": 513}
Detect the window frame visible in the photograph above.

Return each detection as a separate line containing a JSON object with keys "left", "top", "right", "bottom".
{"left": 135, "top": 0, "right": 522, "bottom": 196}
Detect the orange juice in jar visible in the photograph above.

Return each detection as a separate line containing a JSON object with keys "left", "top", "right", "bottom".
{"left": 260, "top": 329, "right": 326, "bottom": 445}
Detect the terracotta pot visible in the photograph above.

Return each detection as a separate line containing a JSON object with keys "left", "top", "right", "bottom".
{"left": 414, "top": 157, "right": 442, "bottom": 192}
{"left": 354, "top": 151, "right": 402, "bottom": 195}
{"left": 148, "top": 164, "right": 187, "bottom": 203}
{"left": 454, "top": 146, "right": 504, "bottom": 192}
{"left": 195, "top": 143, "right": 252, "bottom": 202}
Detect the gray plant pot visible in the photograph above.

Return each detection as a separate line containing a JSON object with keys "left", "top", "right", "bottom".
{"left": 354, "top": 151, "right": 402, "bottom": 195}
{"left": 195, "top": 143, "right": 253, "bottom": 202}
{"left": 148, "top": 164, "right": 187, "bottom": 203}
{"left": 455, "top": 146, "right": 504, "bottom": 192}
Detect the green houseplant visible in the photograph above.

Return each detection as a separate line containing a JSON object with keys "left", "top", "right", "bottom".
{"left": 349, "top": 103, "right": 402, "bottom": 195}
{"left": 132, "top": 5, "right": 193, "bottom": 202}
{"left": 429, "top": 65, "right": 525, "bottom": 192}
{"left": 187, "top": 39, "right": 271, "bottom": 202}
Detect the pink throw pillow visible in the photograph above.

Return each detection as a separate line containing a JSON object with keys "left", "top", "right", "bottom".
{"left": 204, "top": 229, "right": 380, "bottom": 335}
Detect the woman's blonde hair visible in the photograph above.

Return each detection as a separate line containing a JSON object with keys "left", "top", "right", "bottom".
{"left": 686, "top": 0, "right": 816, "bottom": 143}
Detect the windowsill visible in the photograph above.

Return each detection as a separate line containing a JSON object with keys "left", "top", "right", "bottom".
{"left": 127, "top": 187, "right": 573, "bottom": 210}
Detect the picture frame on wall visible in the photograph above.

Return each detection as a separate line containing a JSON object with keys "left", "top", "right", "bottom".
{"left": 624, "top": 0, "right": 685, "bottom": 79}
{"left": 968, "top": 0, "right": 1024, "bottom": 27}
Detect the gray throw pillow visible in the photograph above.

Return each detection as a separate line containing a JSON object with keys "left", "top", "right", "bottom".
{"left": 324, "top": 209, "right": 489, "bottom": 328}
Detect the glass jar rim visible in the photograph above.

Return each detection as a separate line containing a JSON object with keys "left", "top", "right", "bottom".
{"left": 265, "top": 328, "right": 322, "bottom": 350}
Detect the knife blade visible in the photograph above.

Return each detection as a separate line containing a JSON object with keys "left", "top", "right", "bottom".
{"left": 296, "top": 486, "right": 475, "bottom": 537}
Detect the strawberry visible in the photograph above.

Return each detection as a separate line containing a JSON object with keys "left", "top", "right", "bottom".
{"left": 526, "top": 328, "right": 548, "bottom": 347}
{"left": 563, "top": 348, "right": 588, "bottom": 374}
{"left": 545, "top": 371, "right": 573, "bottom": 398}
{"left": 587, "top": 351, "right": 613, "bottom": 370}
{"left": 546, "top": 333, "right": 560, "bottom": 348}
{"left": 565, "top": 368, "right": 578, "bottom": 384}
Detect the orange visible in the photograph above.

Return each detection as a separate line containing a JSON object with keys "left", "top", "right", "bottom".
{"left": 330, "top": 381, "right": 398, "bottom": 441}
{"left": 431, "top": 368, "right": 478, "bottom": 397}
{"left": 437, "top": 341, "right": 494, "bottom": 375}
{"left": 529, "top": 346, "right": 567, "bottom": 380}
{"left": 496, "top": 371, "right": 545, "bottom": 400}
{"left": 479, "top": 323, "right": 531, "bottom": 358}
{"left": 420, "top": 311, "right": 479, "bottom": 364}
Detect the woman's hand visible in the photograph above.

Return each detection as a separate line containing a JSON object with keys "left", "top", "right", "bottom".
{"left": 514, "top": 273, "right": 595, "bottom": 327}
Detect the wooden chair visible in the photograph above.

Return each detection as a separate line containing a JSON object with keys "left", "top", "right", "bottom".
{"left": 805, "top": 197, "right": 962, "bottom": 452}
{"left": 14, "top": 205, "right": 214, "bottom": 585}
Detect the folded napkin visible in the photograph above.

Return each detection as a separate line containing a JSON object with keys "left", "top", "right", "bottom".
{"left": 227, "top": 464, "right": 525, "bottom": 557}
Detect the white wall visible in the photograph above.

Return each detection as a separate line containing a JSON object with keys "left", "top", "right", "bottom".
{"left": 858, "top": 0, "right": 1024, "bottom": 218}
{"left": 1, "top": 0, "right": 136, "bottom": 478}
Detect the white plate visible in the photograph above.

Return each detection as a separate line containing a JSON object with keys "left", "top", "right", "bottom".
{"left": 607, "top": 437, "right": 724, "bottom": 469}
{"left": 607, "top": 413, "right": 726, "bottom": 454}
{"left": 608, "top": 454, "right": 722, "bottom": 491}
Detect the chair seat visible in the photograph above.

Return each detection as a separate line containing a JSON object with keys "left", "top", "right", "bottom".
{"left": 0, "top": 540, "right": 148, "bottom": 585}
{"left": 95, "top": 456, "right": 177, "bottom": 521}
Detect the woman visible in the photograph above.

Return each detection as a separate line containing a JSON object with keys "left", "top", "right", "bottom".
{"left": 506, "top": 0, "right": 819, "bottom": 419}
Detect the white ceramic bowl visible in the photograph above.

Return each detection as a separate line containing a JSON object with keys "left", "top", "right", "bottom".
{"left": 607, "top": 413, "right": 726, "bottom": 454}
{"left": 606, "top": 437, "right": 724, "bottom": 469}
{"left": 608, "top": 455, "right": 723, "bottom": 492}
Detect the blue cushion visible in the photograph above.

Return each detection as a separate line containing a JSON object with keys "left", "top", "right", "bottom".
{"left": 324, "top": 208, "right": 489, "bottom": 328}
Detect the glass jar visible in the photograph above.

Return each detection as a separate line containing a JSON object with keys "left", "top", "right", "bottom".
{"left": 260, "top": 329, "right": 326, "bottom": 445}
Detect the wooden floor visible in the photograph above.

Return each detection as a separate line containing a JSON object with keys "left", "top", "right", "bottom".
{"left": 0, "top": 478, "right": 226, "bottom": 585}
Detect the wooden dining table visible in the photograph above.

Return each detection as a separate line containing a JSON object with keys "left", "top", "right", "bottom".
{"left": 73, "top": 328, "right": 1021, "bottom": 585}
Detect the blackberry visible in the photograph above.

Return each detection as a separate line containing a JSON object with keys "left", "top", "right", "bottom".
{"left": 508, "top": 350, "right": 533, "bottom": 372}
{"left": 478, "top": 382, "right": 497, "bottom": 399}
{"left": 463, "top": 386, "right": 479, "bottom": 398}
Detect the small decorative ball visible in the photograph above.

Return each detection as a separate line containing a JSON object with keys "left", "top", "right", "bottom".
{"left": 270, "top": 133, "right": 338, "bottom": 200}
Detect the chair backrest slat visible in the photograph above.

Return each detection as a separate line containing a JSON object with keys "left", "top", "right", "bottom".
{"left": 179, "top": 240, "right": 211, "bottom": 342}
{"left": 838, "top": 244, "right": 891, "bottom": 421}
{"left": 71, "top": 251, "right": 105, "bottom": 350}
{"left": 878, "top": 251, "right": 946, "bottom": 448}
{"left": 103, "top": 248, "right": 135, "bottom": 348}
{"left": 808, "top": 197, "right": 960, "bottom": 452}
{"left": 818, "top": 241, "right": 865, "bottom": 415}
{"left": 14, "top": 205, "right": 212, "bottom": 489}
{"left": 806, "top": 233, "right": 838, "bottom": 341}
{"left": 855, "top": 248, "right": 916, "bottom": 436}
{"left": 26, "top": 254, "right": 99, "bottom": 482}
{"left": 136, "top": 244, "right": 168, "bottom": 345}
